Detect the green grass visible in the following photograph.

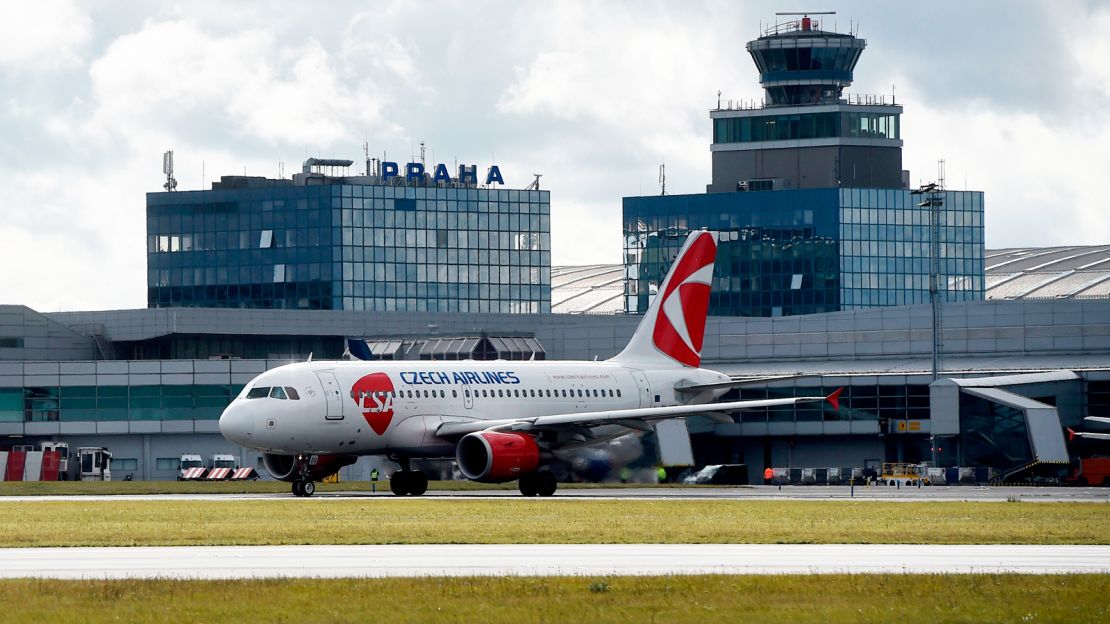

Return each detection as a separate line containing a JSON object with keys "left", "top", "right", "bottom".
{"left": 0, "top": 480, "right": 705, "bottom": 496}
{"left": 0, "top": 575, "right": 1107, "bottom": 623}
{"left": 0, "top": 499, "right": 1106, "bottom": 547}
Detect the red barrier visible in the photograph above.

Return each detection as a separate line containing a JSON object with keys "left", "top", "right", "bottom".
{"left": 5, "top": 452, "right": 26, "bottom": 481}
{"left": 40, "top": 450, "right": 60, "bottom": 481}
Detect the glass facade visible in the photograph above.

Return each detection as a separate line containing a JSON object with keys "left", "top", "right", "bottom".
{"left": 713, "top": 110, "right": 900, "bottom": 144}
{"left": 623, "top": 187, "right": 985, "bottom": 316}
{"left": 0, "top": 384, "right": 239, "bottom": 423}
{"left": 624, "top": 190, "right": 841, "bottom": 317}
{"left": 839, "top": 188, "right": 984, "bottom": 308}
{"left": 148, "top": 183, "right": 551, "bottom": 313}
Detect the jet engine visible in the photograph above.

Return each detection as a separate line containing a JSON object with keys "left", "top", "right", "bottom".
{"left": 262, "top": 453, "right": 357, "bottom": 482}
{"left": 456, "top": 431, "right": 540, "bottom": 482}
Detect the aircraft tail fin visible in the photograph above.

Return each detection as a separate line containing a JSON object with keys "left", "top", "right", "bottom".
{"left": 610, "top": 230, "right": 718, "bottom": 368}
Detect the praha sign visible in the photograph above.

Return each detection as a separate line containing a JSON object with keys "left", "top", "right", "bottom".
{"left": 381, "top": 162, "right": 504, "bottom": 186}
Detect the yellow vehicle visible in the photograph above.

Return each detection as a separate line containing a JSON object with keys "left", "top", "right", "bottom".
{"left": 879, "top": 463, "right": 930, "bottom": 486}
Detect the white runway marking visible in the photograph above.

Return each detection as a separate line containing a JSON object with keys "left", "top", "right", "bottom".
{"left": 0, "top": 544, "right": 1107, "bottom": 579}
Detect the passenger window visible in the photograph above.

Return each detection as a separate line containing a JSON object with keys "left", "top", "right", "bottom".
{"left": 498, "top": 389, "right": 504, "bottom": 398}
{"left": 440, "top": 389, "right": 446, "bottom": 398}
{"left": 452, "top": 390, "right": 458, "bottom": 398}
{"left": 285, "top": 387, "right": 300, "bottom": 400}
{"left": 247, "top": 387, "right": 270, "bottom": 399}
{"left": 617, "top": 389, "right": 622, "bottom": 397}
{"left": 465, "top": 389, "right": 471, "bottom": 398}
{"left": 270, "top": 387, "right": 287, "bottom": 400}
{"left": 577, "top": 389, "right": 583, "bottom": 398}
{"left": 592, "top": 389, "right": 598, "bottom": 397}
{"left": 514, "top": 389, "right": 520, "bottom": 397}
{"left": 482, "top": 390, "right": 488, "bottom": 398}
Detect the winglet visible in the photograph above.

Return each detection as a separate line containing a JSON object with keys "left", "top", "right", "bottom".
{"left": 826, "top": 388, "right": 843, "bottom": 411}
{"left": 1067, "top": 427, "right": 1076, "bottom": 442}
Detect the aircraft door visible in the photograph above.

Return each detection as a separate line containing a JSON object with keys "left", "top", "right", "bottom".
{"left": 316, "top": 371, "right": 344, "bottom": 420}
{"left": 631, "top": 371, "right": 651, "bottom": 408}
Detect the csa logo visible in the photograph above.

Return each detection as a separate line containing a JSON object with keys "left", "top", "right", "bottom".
{"left": 652, "top": 231, "right": 716, "bottom": 368}
{"left": 352, "top": 373, "right": 394, "bottom": 436}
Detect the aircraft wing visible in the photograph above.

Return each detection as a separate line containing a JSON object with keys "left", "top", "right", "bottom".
{"left": 435, "top": 389, "right": 841, "bottom": 439}
{"left": 1085, "top": 416, "right": 1110, "bottom": 425}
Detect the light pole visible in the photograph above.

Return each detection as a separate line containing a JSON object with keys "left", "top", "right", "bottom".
{"left": 911, "top": 182, "right": 943, "bottom": 381}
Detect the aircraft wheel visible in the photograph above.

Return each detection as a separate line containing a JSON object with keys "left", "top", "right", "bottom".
{"left": 390, "top": 471, "right": 410, "bottom": 496}
{"left": 292, "top": 480, "right": 304, "bottom": 497}
{"left": 407, "top": 471, "right": 428, "bottom": 496}
{"left": 302, "top": 481, "right": 315, "bottom": 497}
{"left": 537, "top": 471, "right": 558, "bottom": 497}
{"left": 518, "top": 473, "right": 538, "bottom": 497}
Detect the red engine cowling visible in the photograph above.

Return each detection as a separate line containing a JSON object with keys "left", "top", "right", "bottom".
{"left": 456, "top": 431, "right": 540, "bottom": 482}
{"left": 262, "top": 453, "right": 357, "bottom": 482}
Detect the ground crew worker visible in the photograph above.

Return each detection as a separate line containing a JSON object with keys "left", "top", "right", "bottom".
{"left": 620, "top": 467, "right": 631, "bottom": 483}
{"left": 764, "top": 466, "right": 774, "bottom": 485}
{"left": 656, "top": 466, "right": 667, "bottom": 483}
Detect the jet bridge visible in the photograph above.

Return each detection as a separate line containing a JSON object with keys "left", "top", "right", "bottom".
{"left": 931, "top": 371, "right": 1075, "bottom": 483}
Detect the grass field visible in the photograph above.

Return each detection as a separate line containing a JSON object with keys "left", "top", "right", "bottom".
{"left": 0, "top": 499, "right": 1106, "bottom": 547}
{"left": 1, "top": 574, "right": 1106, "bottom": 623}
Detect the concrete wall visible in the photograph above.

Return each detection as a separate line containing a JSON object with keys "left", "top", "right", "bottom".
{"left": 708, "top": 145, "right": 902, "bottom": 192}
{"left": 45, "top": 298, "right": 1110, "bottom": 367}
{"left": 0, "top": 306, "right": 96, "bottom": 361}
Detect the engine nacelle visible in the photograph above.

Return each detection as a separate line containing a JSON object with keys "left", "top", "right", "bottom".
{"left": 262, "top": 453, "right": 357, "bottom": 482}
{"left": 456, "top": 431, "right": 540, "bottom": 482}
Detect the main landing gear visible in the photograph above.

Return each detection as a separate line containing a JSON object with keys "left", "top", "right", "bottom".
{"left": 390, "top": 458, "right": 428, "bottom": 496}
{"left": 292, "top": 479, "right": 315, "bottom": 497}
{"left": 518, "top": 471, "right": 558, "bottom": 497}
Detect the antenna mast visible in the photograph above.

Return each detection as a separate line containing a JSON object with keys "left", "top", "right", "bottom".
{"left": 162, "top": 150, "right": 177, "bottom": 192}
{"left": 658, "top": 163, "right": 666, "bottom": 196}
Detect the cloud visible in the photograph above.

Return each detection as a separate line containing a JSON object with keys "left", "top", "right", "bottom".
{"left": 0, "top": 1, "right": 92, "bottom": 70}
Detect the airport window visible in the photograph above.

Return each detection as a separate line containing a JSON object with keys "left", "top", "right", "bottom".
{"left": 285, "top": 387, "right": 300, "bottom": 400}
{"left": 269, "top": 387, "right": 287, "bottom": 400}
{"left": 246, "top": 387, "right": 269, "bottom": 399}
{"left": 156, "top": 458, "right": 179, "bottom": 471}
{"left": 0, "top": 337, "right": 23, "bottom": 349}
{"left": 115, "top": 458, "right": 138, "bottom": 471}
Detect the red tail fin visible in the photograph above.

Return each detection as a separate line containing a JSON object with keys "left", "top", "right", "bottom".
{"left": 826, "top": 388, "right": 843, "bottom": 411}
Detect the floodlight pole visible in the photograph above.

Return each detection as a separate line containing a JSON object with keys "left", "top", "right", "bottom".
{"left": 912, "top": 183, "right": 943, "bottom": 382}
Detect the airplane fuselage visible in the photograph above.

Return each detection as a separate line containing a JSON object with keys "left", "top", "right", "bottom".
{"left": 220, "top": 359, "right": 730, "bottom": 458}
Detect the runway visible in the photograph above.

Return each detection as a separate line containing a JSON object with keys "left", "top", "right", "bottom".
{"left": 1, "top": 485, "right": 1108, "bottom": 503}
{"left": 1, "top": 544, "right": 1107, "bottom": 579}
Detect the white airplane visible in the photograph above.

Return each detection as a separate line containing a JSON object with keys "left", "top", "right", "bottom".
{"left": 219, "top": 230, "right": 841, "bottom": 497}
{"left": 1069, "top": 416, "right": 1110, "bottom": 441}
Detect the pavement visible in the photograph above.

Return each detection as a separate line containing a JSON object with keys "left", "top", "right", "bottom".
{"left": 1, "top": 544, "right": 1107, "bottom": 579}
{"left": 1, "top": 485, "right": 1108, "bottom": 503}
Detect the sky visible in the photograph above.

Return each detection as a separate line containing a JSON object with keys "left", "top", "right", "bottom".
{"left": 2, "top": 0, "right": 1109, "bottom": 312}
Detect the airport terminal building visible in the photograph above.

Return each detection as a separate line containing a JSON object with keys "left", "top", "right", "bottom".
{"left": 2, "top": 16, "right": 1109, "bottom": 485}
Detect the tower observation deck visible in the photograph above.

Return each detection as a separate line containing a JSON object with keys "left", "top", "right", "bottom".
{"left": 709, "top": 13, "right": 904, "bottom": 193}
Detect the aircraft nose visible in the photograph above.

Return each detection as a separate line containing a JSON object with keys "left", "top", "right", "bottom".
{"left": 219, "top": 401, "right": 255, "bottom": 445}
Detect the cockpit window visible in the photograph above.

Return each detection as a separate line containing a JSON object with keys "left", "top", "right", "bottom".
{"left": 286, "top": 387, "right": 300, "bottom": 400}
{"left": 246, "top": 387, "right": 270, "bottom": 399}
{"left": 270, "top": 387, "right": 288, "bottom": 400}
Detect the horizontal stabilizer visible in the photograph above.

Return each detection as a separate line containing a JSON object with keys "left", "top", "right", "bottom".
{"left": 674, "top": 374, "right": 812, "bottom": 394}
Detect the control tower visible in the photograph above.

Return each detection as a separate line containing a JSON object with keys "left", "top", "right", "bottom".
{"left": 709, "top": 13, "right": 903, "bottom": 192}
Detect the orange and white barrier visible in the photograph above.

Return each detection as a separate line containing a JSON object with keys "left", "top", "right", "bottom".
{"left": 180, "top": 467, "right": 208, "bottom": 480}
{"left": 230, "top": 467, "right": 258, "bottom": 480}
{"left": 206, "top": 467, "right": 232, "bottom": 480}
